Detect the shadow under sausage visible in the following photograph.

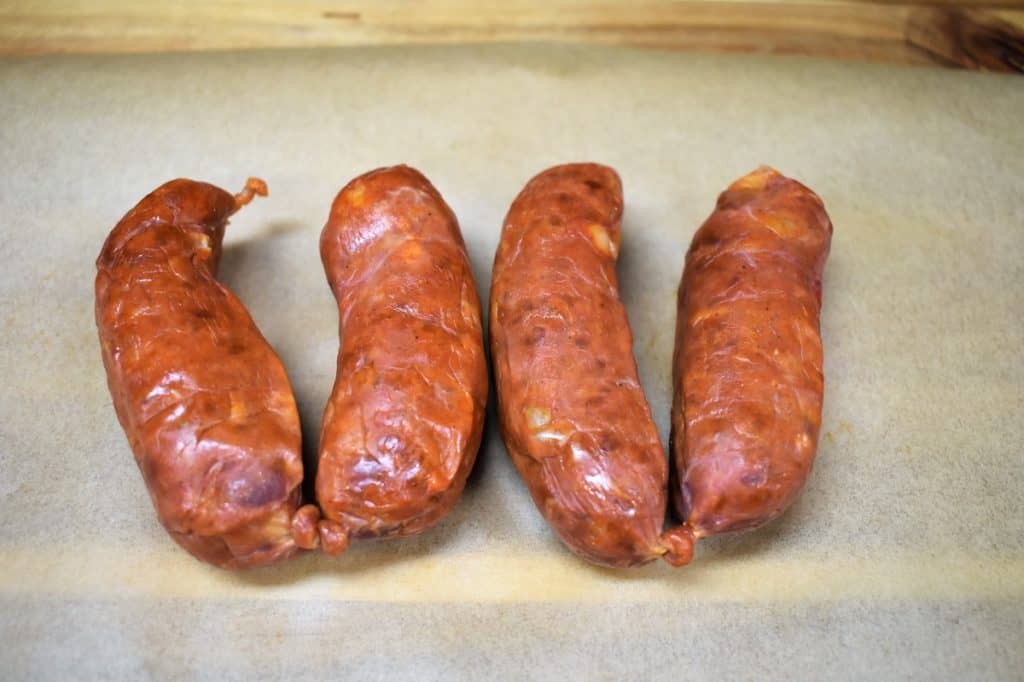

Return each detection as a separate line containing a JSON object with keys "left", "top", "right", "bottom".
{"left": 230, "top": 513, "right": 473, "bottom": 587}
{"left": 292, "top": 390, "right": 322, "bottom": 506}
{"left": 691, "top": 497, "right": 815, "bottom": 567}
{"left": 218, "top": 219, "right": 307, "bottom": 285}
{"left": 217, "top": 240, "right": 251, "bottom": 289}
{"left": 464, "top": 381, "right": 499, "bottom": 491}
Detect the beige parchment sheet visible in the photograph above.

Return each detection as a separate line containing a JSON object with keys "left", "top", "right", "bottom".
{"left": 0, "top": 45, "right": 1022, "bottom": 680}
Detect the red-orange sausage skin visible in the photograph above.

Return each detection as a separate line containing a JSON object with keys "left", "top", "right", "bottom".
{"left": 671, "top": 167, "right": 832, "bottom": 543}
{"left": 490, "top": 163, "right": 692, "bottom": 568}
{"left": 95, "top": 178, "right": 319, "bottom": 569}
{"left": 316, "top": 166, "right": 488, "bottom": 555}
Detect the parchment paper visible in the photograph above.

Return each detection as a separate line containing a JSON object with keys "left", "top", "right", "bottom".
{"left": 1, "top": 45, "right": 1022, "bottom": 680}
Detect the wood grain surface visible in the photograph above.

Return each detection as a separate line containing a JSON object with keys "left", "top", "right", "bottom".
{"left": 1, "top": 3, "right": 1022, "bottom": 70}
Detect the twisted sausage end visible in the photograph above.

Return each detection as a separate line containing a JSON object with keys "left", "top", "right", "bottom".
{"left": 317, "top": 519, "right": 351, "bottom": 557}
{"left": 291, "top": 504, "right": 323, "bottom": 550}
{"left": 659, "top": 526, "right": 696, "bottom": 567}
{"left": 233, "top": 177, "right": 268, "bottom": 211}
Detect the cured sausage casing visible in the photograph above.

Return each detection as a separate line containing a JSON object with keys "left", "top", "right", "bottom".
{"left": 672, "top": 166, "right": 832, "bottom": 542}
{"left": 95, "top": 178, "right": 319, "bottom": 569}
{"left": 490, "top": 163, "right": 691, "bottom": 568}
{"left": 316, "top": 166, "right": 488, "bottom": 555}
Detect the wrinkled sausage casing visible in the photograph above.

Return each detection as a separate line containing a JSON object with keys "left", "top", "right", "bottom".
{"left": 316, "top": 166, "right": 488, "bottom": 555}
{"left": 95, "top": 178, "right": 319, "bottom": 569}
{"left": 490, "top": 163, "right": 691, "bottom": 568}
{"left": 672, "top": 167, "right": 832, "bottom": 541}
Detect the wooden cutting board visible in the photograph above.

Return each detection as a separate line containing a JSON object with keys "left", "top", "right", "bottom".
{"left": 2, "top": 0, "right": 1023, "bottom": 71}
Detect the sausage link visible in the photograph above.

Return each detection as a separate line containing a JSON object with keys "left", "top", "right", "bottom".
{"left": 95, "top": 178, "right": 320, "bottom": 569}
{"left": 316, "top": 166, "right": 488, "bottom": 554}
{"left": 489, "top": 163, "right": 691, "bottom": 568}
{"left": 671, "top": 166, "right": 832, "bottom": 546}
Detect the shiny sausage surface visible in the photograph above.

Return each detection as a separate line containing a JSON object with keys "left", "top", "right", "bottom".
{"left": 671, "top": 166, "right": 832, "bottom": 543}
{"left": 95, "top": 178, "right": 319, "bottom": 569}
{"left": 489, "top": 163, "right": 691, "bottom": 568}
{"left": 316, "top": 165, "right": 488, "bottom": 555}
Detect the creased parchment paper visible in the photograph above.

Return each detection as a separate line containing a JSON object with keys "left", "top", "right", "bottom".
{"left": 1, "top": 45, "right": 1021, "bottom": 680}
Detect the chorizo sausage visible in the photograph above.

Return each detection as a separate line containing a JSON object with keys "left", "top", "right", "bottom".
{"left": 95, "top": 178, "right": 320, "bottom": 569}
{"left": 489, "top": 163, "right": 691, "bottom": 568}
{"left": 315, "top": 165, "right": 488, "bottom": 555}
{"left": 671, "top": 166, "right": 832, "bottom": 551}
